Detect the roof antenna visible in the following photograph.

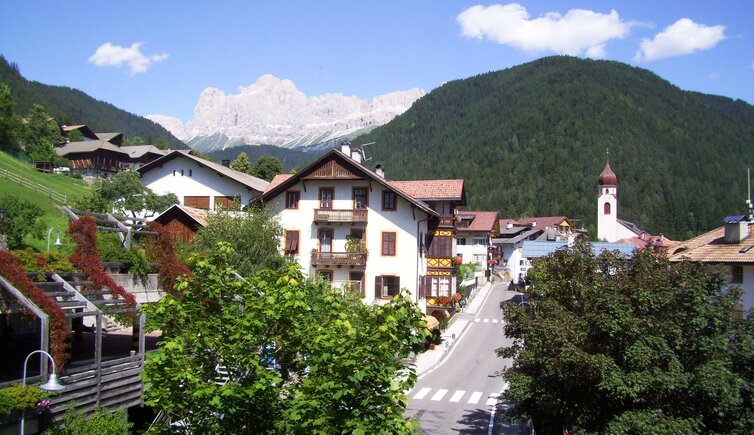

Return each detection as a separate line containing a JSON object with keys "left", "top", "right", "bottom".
{"left": 746, "top": 168, "right": 754, "bottom": 221}
{"left": 358, "top": 142, "right": 375, "bottom": 162}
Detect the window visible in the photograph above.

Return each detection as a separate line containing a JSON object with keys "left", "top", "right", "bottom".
{"left": 214, "top": 196, "right": 240, "bottom": 210}
{"left": 319, "top": 228, "right": 333, "bottom": 253}
{"left": 284, "top": 230, "right": 299, "bottom": 255}
{"left": 349, "top": 271, "right": 364, "bottom": 297}
{"left": 382, "top": 191, "right": 396, "bottom": 211}
{"left": 349, "top": 228, "right": 365, "bottom": 241}
{"left": 184, "top": 196, "right": 210, "bottom": 209}
{"left": 428, "top": 276, "right": 451, "bottom": 297}
{"left": 317, "top": 269, "right": 333, "bottom": 282}
{"left": 189, "top": 169, "right": 192, "bottom": 177}
{"left": 473, "top": 254, "right": 486, "bottom": 263}
{"left": 319, "top": 188, "right": 334, "bottom": 209}
{"left": 603, "top": 202, "right": 611, "bottom": 215}
{"left": 375, "top": 275, "right": 400, "bottom": 298}
{"left": 381, "top": 232, "right": 396, "bottom": 256}
{"left": 731, "top": 265, "right": 744, "bottom": 284}
{"left": 285, "top": 191, "right": 300, "bottom": 209}
{"left": 353, "top": 187, "right": 368, "bottom": 209}
{"left": 457, "top": 238, "right": 467, "bottom": 246}
{"left": 427, "top": 236, "right": 452, "bottom": 257}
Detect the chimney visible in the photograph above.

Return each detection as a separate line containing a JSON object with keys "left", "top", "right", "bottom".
{"left": 506, "top": 222, "right": 513, "bottom": 229}
{"left": 340, "top": 141, "right": 351, "bottom": 155}
{"left": 351, "top": 149, "right": 362, "bottom": 164}
{"left": 375, "top": 164, "right": 385, "bottom": 178}
{"left": 221, "top": 159, "right": 230, "bottom": 167}
{"left": 531, "top": 221, "right": 537, "bottom": 228}
{"left": 723, "top": 216, "right": 750, "bottom": 244}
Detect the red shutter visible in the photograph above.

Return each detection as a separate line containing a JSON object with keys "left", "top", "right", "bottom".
{"left": 375, "top": 276, "right": 383, "bottom": 299}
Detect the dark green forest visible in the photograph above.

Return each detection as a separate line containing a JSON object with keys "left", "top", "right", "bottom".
{"left": 207, "top": 144, "right": 322, "bottom": 172}
{"left": 355, "top": 56, "right": 754, "bottom": 240}
{"left": 0, "top": 55, "right": 187, "bottom": 149}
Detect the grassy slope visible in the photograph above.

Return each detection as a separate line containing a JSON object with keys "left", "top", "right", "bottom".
{"left": 0, "top": 151, "right": 91, "bottom": 252}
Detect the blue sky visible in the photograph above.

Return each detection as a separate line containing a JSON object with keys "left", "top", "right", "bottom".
{"left": 1, "top": 1, "right": 751, "bottom": 122}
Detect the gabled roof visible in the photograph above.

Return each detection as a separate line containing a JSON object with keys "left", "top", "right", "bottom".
{"left": 96, "top": 132, "right": 123, "bottom": 144}
{"left": 265, "top": 174, "right": 293, "bottom": 193}
{"left": 668, "top": 224, "right": 754, "bottom": 264}
{"left": 61, "top": 124, "right": 98, "bottom": 140}
{"left": 257, "top": 149, "right": 440, "bottom": 218}
{"left": 492, "top": 228, "right": 542, "bottom": 245}
{"left": 55, "top": 140, "right": 129, "bottom": 156}
{"left": 522, "top": 240, "right": 635, "bottom": 258}
{"left": 388, "top": 179, "right": 466, "bottom": 204}
{"left": 457, "top": 211, "right": 499, "bottom": 233}
{"left": 137, "top": 150, "right": 269, "bottom": 193}
{"left": 154, "top": 204, "right": 209, "bottom": 227}
{"left": 120, "top": 145, "right": 169, "bottom": 159}
{"left": 617, "top": 218, "right": 647, "bottom": 237}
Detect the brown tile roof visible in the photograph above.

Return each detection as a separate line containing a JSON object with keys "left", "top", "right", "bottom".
{"left": 457, "top": 211, "right": 499, "bottom": 233}
{"left": 265, "top": 174, "right": 293, "bottom": 193}
{"left": 515, "top": 216, "right": 569, "bottom": 229}
{"left": 668, "top": 225, "right": 754, "bottom": 264}
{"left": 55, "top": 140, "right": 129, "bottom": 156}
{"left": 388, "top": 179, "right": 465, "bottom": 201}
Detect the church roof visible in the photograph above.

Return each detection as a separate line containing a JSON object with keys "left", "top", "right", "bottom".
{"left": 598, "top": 159, "right": 618, "bottom": 186}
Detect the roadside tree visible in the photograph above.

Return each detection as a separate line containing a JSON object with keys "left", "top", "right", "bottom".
{"left": 142, "top": 243, "right": 425, "bottom": 433}
{"left": 499, "top": 243, "right": 754, "bottom": 433}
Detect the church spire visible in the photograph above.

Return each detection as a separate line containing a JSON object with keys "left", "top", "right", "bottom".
{"left": 598, "top": 158, "right": 618, "bottom": 186}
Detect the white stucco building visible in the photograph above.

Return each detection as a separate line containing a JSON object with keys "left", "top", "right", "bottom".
{"left": 258, "top": 145, "right": 466, "bottom": 312}
{"left": 137, "top": 150, "right": 269, "bottom": 210}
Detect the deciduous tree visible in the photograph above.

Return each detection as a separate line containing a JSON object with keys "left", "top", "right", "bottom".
{"left": 96, "top": 169, "right": 178, "bottom": 218}
{"left": 250, "top": 155, "right": 282, "bottom": 181}
{"left": 143, "top": 243, "right": 425, "bottom": 433}
{"left": 499, "top": 243, "right": 754, "bottom": 433}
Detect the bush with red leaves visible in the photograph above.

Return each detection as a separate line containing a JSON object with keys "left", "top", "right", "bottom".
{"left": 0, "top": 251, "right": 69, "bottom": 371}
{"left": 68, "top": 217, "right": 137, "bottom": 309}
{"left": 145, "top": 222, "right": 191, "bottom": 295}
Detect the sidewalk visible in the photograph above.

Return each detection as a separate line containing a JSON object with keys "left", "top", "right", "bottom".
{"left": 414, "top": 277, "right": 499, "bottom": 377}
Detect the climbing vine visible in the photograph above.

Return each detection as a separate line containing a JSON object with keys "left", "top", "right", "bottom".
{"left": 0, "top": 251, "right": 69, "bottom": 371}
{"left": 145, "top": 222, "right": 191, "bottom": 296}
{"left": 68, "top": 217, "right": 137, "bottom": 311}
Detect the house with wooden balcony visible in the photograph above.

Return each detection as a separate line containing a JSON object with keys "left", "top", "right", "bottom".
{"left": 259, "top": 143, "right": 465, "bottom": 310}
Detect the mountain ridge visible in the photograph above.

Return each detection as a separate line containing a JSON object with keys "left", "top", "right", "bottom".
{"left": 147, "top": 74, "right": 424, "bottom": 151}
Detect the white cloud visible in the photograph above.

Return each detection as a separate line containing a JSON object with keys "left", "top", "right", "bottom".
{"left": 634, "top": 18, "right": 725, "bottom": 62}
{"left": 88, "top": 42, "right": 168, "bottom": 75}
{"left": 456, "top": 3, "right": 634, "bottom": 56}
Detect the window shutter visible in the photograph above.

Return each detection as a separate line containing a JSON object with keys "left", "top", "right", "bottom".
{"left": 419, "top": 275, "right": 427, "bottom": 299}
{"left": 375, "top": 276, "right": 383, "bottom": 299}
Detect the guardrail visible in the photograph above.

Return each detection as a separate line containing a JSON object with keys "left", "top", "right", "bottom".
{"left": 0, "top": 168, "right": 67, "bottom": 204}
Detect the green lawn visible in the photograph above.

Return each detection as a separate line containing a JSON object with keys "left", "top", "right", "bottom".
{"left": 0, "top": 151, "right": 92, "bottom": 252}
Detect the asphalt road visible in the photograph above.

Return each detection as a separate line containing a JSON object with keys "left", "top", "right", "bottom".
{"left": 406, "top": 282, "right": 522, "bottom": 434}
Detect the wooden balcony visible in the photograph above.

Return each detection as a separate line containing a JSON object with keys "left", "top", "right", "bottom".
{"left": 311, "top": 251, "right": 367, "bottom": 266}
{"left": 313, "top": 209, "right": 368, "bottom": 224}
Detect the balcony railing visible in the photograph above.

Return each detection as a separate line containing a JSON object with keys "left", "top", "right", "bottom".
{"left": 331, "top": 280, "right": 363, "bottom": 296}
{"left": 314, "top": 209, "right": 368, "bottom": 224}
{"left": 311, "top": 251, "right": 367, "bottom": 266}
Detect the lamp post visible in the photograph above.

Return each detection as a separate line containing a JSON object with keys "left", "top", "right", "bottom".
{"left": 21, "top": 350, "right": 64, "bottom": 435}
{"left": 46, "top": 228, "right": 62, "bottom": 252}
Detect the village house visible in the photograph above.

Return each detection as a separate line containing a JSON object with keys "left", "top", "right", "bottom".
{"left": 137, "top": 150, "right": 269, "bottom": 210}
{"left": 668, "top": 214, "right": 754, "bottom": 318}
{"left": 455, "top": 211, "right": 499, "bottom": 266}
{"left": 257, "top": 143, "right": 465, "bottom": 313}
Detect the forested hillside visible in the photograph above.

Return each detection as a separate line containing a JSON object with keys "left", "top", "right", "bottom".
{"left": 208, "top": 144, "right": 323, "bottom": 172}
{"left": 356, "top": 56, "right": 754, "bottom": 240}
{"left": 0, "top": 55, "right": 187, "bottom": 149}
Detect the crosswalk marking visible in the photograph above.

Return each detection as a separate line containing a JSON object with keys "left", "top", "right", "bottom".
{"left": 413, "top": 387, "right": 431, "bottom": 400}
{"left": 467, "top": 391, "right": 483, "bottom": 404}
{"left": 449, "top": 390, "right": 465, "bottom": 403}
{"left": 474, "top": 318, "right": 480, "bottom": 322}
{"left": 431, "top": 389, "right": 448, "bottom": 401}
{"left": 474, "top": 318, "right": 502, "bottom": 323}
{"left": 486, "top": 393, "right": 501, "bottom": 406}
{"left": 483, "top": 318, "right": 489, "bottom": 323}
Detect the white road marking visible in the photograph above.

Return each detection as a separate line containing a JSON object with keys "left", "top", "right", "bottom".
{"left": 474, "top": 318, "right": 480, "bottom": 323}
{"left": 483, "top": 318, "right": 489, "bottom": 323}
{"left": 486, "top": 393, "right": 501, "bottom": 406}
{"left": 492, "top": 319, "right": 499, "bottom": 323}
{"left": 449, "top": 390, "right": 466, "bottom": 403}
{"left": 467, "top": 391, "right": 483, "bottom": 404}
{"left": 413, "top": 387, "right": 431, "bottom": 400}
{"left": 431, "top": 389, "right": 448, "bottom": 401}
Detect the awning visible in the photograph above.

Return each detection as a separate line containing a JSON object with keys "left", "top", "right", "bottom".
{"left": 424, "top": 315, "right": 439, "bottom": 330}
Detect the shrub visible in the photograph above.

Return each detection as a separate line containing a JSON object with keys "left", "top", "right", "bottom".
{"left": 45, "top": 405, "right": 132, "bottom": 435}
{"left": 0, "top": 385, "right": 49, "bottom": 415}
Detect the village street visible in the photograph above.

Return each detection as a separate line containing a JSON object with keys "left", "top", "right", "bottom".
{"left": 406, "top": 280, "right": 522, "bottom": 434}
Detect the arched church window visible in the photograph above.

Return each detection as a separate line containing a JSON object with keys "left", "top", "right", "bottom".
{"left": 604, "top": 202, "right": 611, "bottom": 215}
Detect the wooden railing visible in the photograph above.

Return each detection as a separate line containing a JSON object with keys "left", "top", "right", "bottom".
{"left": 313, "top": 209, "right": 368, "bottom": 224}
{"left": 0, "top": 168, "right": 67, "bottom": 204}
{"left": 311, "top": 251, "right": 367, "bottom": 266}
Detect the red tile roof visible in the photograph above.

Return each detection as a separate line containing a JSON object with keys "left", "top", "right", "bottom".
{"left": 457, "top": 211, "right": 499, "bottom": 233}
{"left": 668, "top": 225, "right": 754, "bottom": 263}
{"left": 265, "top": 174, "right": 293, "bottom": 193}
{"left": 389, "top": 179, "right": 465, "bottom": 201}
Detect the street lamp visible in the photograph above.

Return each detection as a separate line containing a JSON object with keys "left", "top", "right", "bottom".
{"left": 46, "top": 228, "right": 62, "bottom": 252}
{"left": 21, "top": 350, "right": 64, "bottom": 434}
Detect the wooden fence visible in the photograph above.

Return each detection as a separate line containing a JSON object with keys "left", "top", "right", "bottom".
{"left": 0, "top": 168, "right": 67, "bottom": 204}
